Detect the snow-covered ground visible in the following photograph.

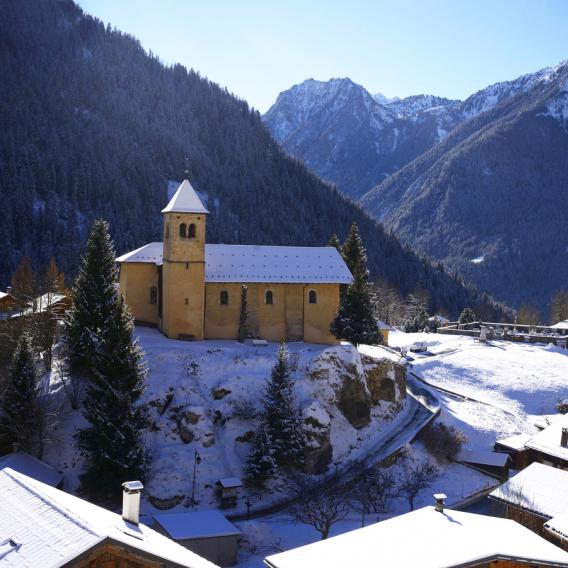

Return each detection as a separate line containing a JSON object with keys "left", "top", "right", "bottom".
{"left": 234, "top": 331, "right": 568, "bottom": 567}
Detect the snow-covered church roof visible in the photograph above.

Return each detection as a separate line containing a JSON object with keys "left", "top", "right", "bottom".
{"left": 117, "top": 243, "right": 352, "bottom": 284}
{"left": 162, "top": 179, "right": 209, "bottom": 214}
{"left": 0, "top": 467, "right": 217, "bottom": 568}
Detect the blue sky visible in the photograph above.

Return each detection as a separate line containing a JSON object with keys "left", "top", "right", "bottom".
{"left": 78, "top": 0, "right": 568, "bottom": 112}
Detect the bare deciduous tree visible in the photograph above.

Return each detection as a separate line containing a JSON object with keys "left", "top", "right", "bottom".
{"left": 352, "top": 468, "right": 397, "bottom": 526}
{"left": 399, "top": 458, "right": 439, "bottom": 511}
{"left": 291, "top": 476, "right": 349, "bottom": 540}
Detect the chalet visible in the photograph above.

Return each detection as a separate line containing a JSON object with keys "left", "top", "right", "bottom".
{"left": 525, "top": 414, "right": 568, "bottom": 469}
{"left": 0, "top": 289, "right": 17, "bottom": 319}
{"left": 153, "top": 510, "right": 240, "bottom": 567}
{"left": 489, "top": 463, "right": 568, "bottom": 539}
{"left": 0, "top": 468, "right": 218, "bottom": 568}
{"left": 117, "top": 178, "right": 352, "bottom": 345}
{"left": 264, "top": 496, "right": 568, "bottom": 568}
{"left": 494, "top": 433, "right": 532, "bottom": 469}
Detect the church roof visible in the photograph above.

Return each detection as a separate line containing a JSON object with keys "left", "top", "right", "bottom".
{"left": 116, "top": 243, "right": 352, "bottom": 284}
{"left": 161, "top": 179, "right": 209, "bottom": 214}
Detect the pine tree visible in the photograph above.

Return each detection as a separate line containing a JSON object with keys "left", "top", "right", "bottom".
{"left": 331, "top": 224, "right": 382, "bottom": 346}
{"left": 2, "top": 333, "right": 41, "bottom": 455}
{"left": 341, "top": 223, "right": 366, "bottom": 276}
{"left": 64, "top": 220, "right": 119, "bottom": 373}
{"left": 238, "top": 284, "right": 248, "bottom": 343}
{"left": 458, "top": 307, "right": 477, "bottom": 325}
{"left": 327, "top": 233, "right": 342, "bottom": 253}
{"left": 263, "top": 343, "right": 305, "bottom": 468}
{"left": 245, "top": 415, "right": 276, "bottom": 487}
{"left": 76, "top": 294, "right": 149, "bottom": 499}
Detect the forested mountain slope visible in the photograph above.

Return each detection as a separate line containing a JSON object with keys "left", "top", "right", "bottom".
{"left": 361, "top": 63, "right": 568, "bottom": 311}
{"left": 0, "top": 0, "right": 507, "bottom": 319}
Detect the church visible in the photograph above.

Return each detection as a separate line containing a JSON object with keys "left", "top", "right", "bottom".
{"left": 116, "top": 178, "right": 352, "bottom": 345}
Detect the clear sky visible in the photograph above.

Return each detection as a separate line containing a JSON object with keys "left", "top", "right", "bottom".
{"left": 77, "top": 0, "right": 568, "bottom": 112}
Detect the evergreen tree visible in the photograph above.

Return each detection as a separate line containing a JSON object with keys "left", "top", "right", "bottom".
{"left": 458, "top": 307, "right": 477, "bottom": 325}
{"left": 238, "top": 284, "right": 248, "bottom": 343}
{"left": 327, "top": 233, "right": 342, "bottom": 253}
{"left": 2, "top": 333, "right": 41, "bottom": 455}
{"left": 331, "top": 225, "right": 382, "bottom": 346}
{"left": 64, "top": 220, "right": 119, "bottom": 373}
{"left": 76, "top": 294, "right": 149, "bottom": 499}
{"left": 263, "top": 344, "right": 305, "bottom": 467}
{"left": 245, "top": 415, "right": 276, "bottom": 487}
{"left": 341, "top": 223, "right": 366, "bottom": 276}
{"left": 403, "top": 308, "right": 430, "bottom": 333}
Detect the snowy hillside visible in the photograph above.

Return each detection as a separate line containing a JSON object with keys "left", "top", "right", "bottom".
{"left": 45, "top": 328, "right": 406, "bottom": 514}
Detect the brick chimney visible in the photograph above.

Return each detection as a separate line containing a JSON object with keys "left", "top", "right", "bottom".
{"left": 434, "top": 493, "right": 447, "bottom": 513}
{"left": 561, "top": 428, "right": 568, "bottom": 448}
{"left": 122, "top": 481, "right": 143, "bottom": 525}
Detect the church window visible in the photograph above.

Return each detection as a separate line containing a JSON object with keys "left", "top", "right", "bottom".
{"left": 220, "top": 290, "right": 229, "bottom": 305}
{"left": 309, "top": 290, "right": 317, "bottom": 304}
{"left": 187, "top": 224, "right": 196, "bottom": 238}
{"left": 265, "top": 290, "right": 273, "bottom": 305}
{"left": 179, "top": 223, "right": 187, "bottom": 238}
{"left": 149, "top": 286, "right": 158, "bottom": 305}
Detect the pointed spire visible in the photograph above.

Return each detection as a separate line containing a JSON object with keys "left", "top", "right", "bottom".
{"left": 162, "top": 179, "right": 209, "bottom": 214}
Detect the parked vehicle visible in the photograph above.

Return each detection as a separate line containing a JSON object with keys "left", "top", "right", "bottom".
{"left": 410, "top": 341, "right": 428, "bottom": 353}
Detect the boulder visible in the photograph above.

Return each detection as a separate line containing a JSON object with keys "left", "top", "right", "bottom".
{"left": 337, "top": 370, "right": 371, "bottom": 429}
{"left": 362, "top": 355, "right": 406, "bottom": 404}
{"left": 213, "top": 387, "right": 231, "bottom": 400}
{"left": 178, "top": 425, "right": 195, "bottom": 444}
{"left": 302, "top": 403, "right": 332, "bottom": 474}
{"left": 149, "top": 494, "right": 183, "bottom": 510}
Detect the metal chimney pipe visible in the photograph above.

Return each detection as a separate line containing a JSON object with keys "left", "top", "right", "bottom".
{"left": 561, "top": 428, "right": 568, "bottom": 448}
{"left": 434, "top": 493, "right": 447, "bottom": 513}
{"left": 122, "top": 481, "right": 144, "bottom": 525}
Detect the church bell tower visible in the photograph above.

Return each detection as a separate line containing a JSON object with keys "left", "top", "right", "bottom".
{"left": 161, "top": 178, "right": 208, "bottom": 339}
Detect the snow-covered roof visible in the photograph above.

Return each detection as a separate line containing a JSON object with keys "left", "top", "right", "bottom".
{"left": 495, "top": 433, "right": 532, "bottom": 451}
{"left": 162, "top": 179, "right": 209, "bottom": 214}
{"left": 489, "top": 463, "right": 568, "bottom": 519}
{"left": 0, "top": 468, "right": 218, "bottom": 568}
{"left": 0, "top": 291, "right": 10, "bottom": 300}
{"left": 546, "top": 511, "right": 568, "bottom": 541}
{"left": 552, "top": 320, "right": 568, "bottom": 329}
{"left": 458, "top": 449, "right": 510, "bottom": 467}
{"left": 217, "top": 477, "right": 242, "bottom": 488}
{"left": 153, "top": 510, "right": 240, "bottom": 540}
{"left": 0, "top": 452, "right": 63, "bottom": 487}
{"left": 117, "top": 244, "right": 353, "bottom": 284}
{"left": 525, "top": 414, "right": 568, "bottom": 462}
{"left": 264, "top": 506, "right": 568, "bottom": 568}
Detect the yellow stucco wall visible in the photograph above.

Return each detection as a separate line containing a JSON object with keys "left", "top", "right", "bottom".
{"left": 119, "top": 263, "right": 159, "bottom": 325}
{"left": 204, "top": 282, "right": 339, "bottom": 344}
{"left": 161, "top": 261, "right": 205, "bottom": 340}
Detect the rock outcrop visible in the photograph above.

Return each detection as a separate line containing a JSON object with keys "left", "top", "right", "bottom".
{"left": 302, "top": 402, "right": 332, "bottom": 474}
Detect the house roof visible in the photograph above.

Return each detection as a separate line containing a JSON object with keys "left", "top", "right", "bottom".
{"left": 0, "top": 452, "right": 63, "bottom": 488}
{"left": 489, "top": 463, "right": 568, "bottom": 519}
{"left": 153, "top": 510, "right": 240, "bottom": 540}
{"left": 525, "top": 413, "right": 568, "bottom": 462}
{"left": 162, "top": 179, "right": 209, "bottom": 214}
{"left": 0, "top": 468, "right": 218, "bottom": 568}
{"left": 117, "top": 244, "right": 353, "bottom": 284}
{"left": 494, "top": 433, "right": 532, "bottom": 452}
{"left": 217, "top": 477, "right": 242, "bottom": 489}
{"left": 552, "top": 320, "right": 568, "bottom": 329}
{"left": 264, "top": 506, "right": 568, "bottom": 568}
{"left": 457, "top": 449, "right": 510, "bottom": 468}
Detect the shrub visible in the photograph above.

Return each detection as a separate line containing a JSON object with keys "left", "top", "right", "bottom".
{"left": 420, "top": 422, "right": 468, "bottom": 462}
{"left": 556, "top": 399, "right": 568, "bottom": 414}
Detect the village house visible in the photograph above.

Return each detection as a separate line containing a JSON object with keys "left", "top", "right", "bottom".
{"left": 0, "top": 467, "right": 218, "bottom": 568}
{"left": 117, "top": 179, "right": 352, "bottom": 345}
{"left": 489, "top": 462, "right": 568, "bottom": 548}
{"left": 524, "top": 414, "right": 568, "bottom": 469}
{"left": 153, "top": 510, "right": 240, "bottom": 567}
{"left": 0, "top": 451, "right": 64, "bottom": 488}
{"left": 264, "top": 495, "right": 568, "bottom": 568}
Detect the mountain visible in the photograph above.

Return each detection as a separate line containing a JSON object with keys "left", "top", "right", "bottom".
{"left": 361, "top": 62, "right": 568, "bottom": 312}
{"left": 0, "top": 0, "right": 507, "bottom": 320}
{"left": 263, "top": 79, "right": 461, "bottom": 198}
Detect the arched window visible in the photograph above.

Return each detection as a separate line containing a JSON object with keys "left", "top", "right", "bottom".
{"left": 265, "top": 290, "right": 273, "bottom": 305}
{"left": 309, "top": 290, "right": 317, "bottom": 304}
{"left": 149, "top": 286, "right": 158, "bottom": 305}
{"left": 179, "top": 223, "right": 187, "bottom": 238}
{"left": 220, "top": 290, "right": 229, "bottom": 305}
{"left": 187, "top": 223, "right": 196, "bottom": 238}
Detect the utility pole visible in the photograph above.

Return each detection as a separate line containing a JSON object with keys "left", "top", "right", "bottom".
{"left": 191, "top": 449, "right": 201, "bottom": 509}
